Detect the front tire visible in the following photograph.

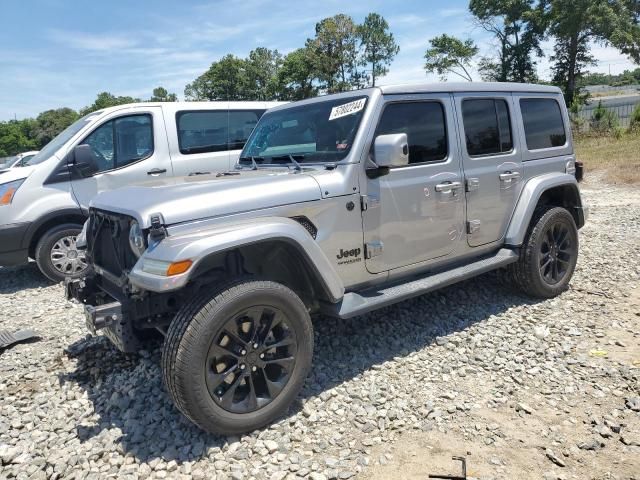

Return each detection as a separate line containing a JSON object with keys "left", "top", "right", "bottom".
{"left": 162, "top": 279, "right": 313, "bottom": 435}
{"left": 510, "top": 207, "right": 579, "bottom": 298}
{"left": 35, "top": 224, "right": 88, "bottom": 283}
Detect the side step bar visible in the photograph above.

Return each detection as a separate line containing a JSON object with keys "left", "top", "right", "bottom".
{"left": 325, "top": 248, "right": 519, "bottom": 319}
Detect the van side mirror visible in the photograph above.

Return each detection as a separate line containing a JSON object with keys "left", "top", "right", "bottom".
{"left": 371, "top": 133, "right": 409, "bottom": 176}
{"left": 69, "top": 145, "right": 99, "bottom": 177}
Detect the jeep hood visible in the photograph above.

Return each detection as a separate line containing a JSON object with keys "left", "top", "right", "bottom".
{"left": 90, "top": 170, "right": 323, "bottom": 228}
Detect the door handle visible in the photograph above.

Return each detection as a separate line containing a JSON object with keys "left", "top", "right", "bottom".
{"left": 435, "top": 181, "right": 462, "bottom": 193}
{"left": 147, "top": 168, "right": 167, "bottom": 176}
{"left": 499, "top": 171, "right": 521, "bottom": 183}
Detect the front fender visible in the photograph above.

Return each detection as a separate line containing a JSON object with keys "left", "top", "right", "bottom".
{"left": 128, "top": 217, "right": 345, "bottom": 301}
{"left": 505, "top": 173, "right": 584, "bottom": 247}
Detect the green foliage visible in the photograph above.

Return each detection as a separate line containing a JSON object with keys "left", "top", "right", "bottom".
{"left": 245, "top": 48, "right": 284, "bottom": 100}
{"left": 590, "top": 101, "right": 621, "bottom": 134}
{"left": 80, "top": 92, "right": 140, "bottom": 115}
{"left": 579, "top": 68, "right": 640, "bottom": 87}
{"left": 0, "top": 120, "right": 38, "bottom": 157}
{"left": 548, "top": 0, "right": 640, "bottom": 104}
{"left": 150, "top": 87, "right": 178, "bottom": 102}
{"left": 424, "top": 35, "right": 479, "bottom": 82}
{"left": 358, "top": 13, "right": 400, "bottom": 87}
{"left": 33, "top": 108, "right": 79, "bottom": 146}
{"left": 629, "top": 104, "right": 640, "bottom": 133}
{"left": 470, "top": 0, "right": 545, "bottom": 83}
{"left": 277, "top": 48, "right": 319, "bottom": 101}
{"left": 307, "top": 14, "right": 365, "bottom": 92}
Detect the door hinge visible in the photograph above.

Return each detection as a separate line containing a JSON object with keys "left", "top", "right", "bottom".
{"left": 360, "top": 194, "right": 368, "bottom": 211}
{"left": 467, "top": 220, "right": 481, "bottom": 235}
{"left": 466, "top": 178, "right": 480, "bottom": 192}
{"left": 365, "top": 241, "right": 384, "bottom": 259}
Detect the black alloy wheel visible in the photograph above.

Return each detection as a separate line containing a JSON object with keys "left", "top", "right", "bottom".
{"left": 205, "top": 305, "right": 297, "bottom": 413}
{"left": 538, "top": 221, "right": 576, "bottom": 285}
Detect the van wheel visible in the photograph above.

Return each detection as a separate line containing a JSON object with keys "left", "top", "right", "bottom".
{"left": 35, "top": 224, "right": 88, "bottom": 283}
{"left": 509, "top": 207, "right": 579, "bottom": 298}
{"left": 162, "top": 279, "right": 313, "bottom": 435}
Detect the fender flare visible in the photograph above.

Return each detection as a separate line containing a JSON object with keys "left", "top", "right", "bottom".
{"left": 129, "top": 216, "right": 345, "bottom": 301}
{"left": 505, "top": 173, "right": 583, "bottom": 247}
{"left": 22, "top": 207, "right": 87, "bottom": 251}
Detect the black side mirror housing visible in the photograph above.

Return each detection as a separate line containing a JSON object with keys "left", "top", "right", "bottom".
{"left": 68, "top": 145, "right": 99, "bottom": 178}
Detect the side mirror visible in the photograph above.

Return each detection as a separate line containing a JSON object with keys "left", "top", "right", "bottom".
{"left": 374, "top": 133, "right": 409, "bottom": 168}
{"left": 69, "top": 145, "right": 99, "bottom": 177}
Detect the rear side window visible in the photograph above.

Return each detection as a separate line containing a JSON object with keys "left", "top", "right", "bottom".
{"left": 375, "top": 102, "right": 448, "bottom": 164}
{"left": 520, "top": 98, "right": 567, "bottom": 150}
{"left": 81, "top": 114, "right": 153, "bottom": 173}
{"left": 228, "top": 110, "right": 265, "bottom": 150}
{"left": 177, "top": 111, "right": 228, "bottom": 154}
{"left": 462, "top": 99, "right": 513, "bottom": 157}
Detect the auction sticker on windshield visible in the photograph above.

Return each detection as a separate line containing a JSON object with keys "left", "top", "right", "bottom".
{"left": 329, "top": 98, "right": 366, "bottom": 121}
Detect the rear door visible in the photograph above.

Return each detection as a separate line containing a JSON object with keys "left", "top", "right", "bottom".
{"left": 454, "top": 93, "right": 523, "bottom": 247}
{"left": 362, "top": 94, "right": 465, "bottom": 274}
{"left": 70, "top": 106, "right": 170, "bottom": 210}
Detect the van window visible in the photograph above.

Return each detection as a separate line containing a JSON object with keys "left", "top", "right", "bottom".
{"left": 81, "top": 114, "right": 153, "bottom": 173}
{"left": 229, "top": 110, "right": 265, "bottom": 150}
{"left": 462, "top": 99, "right": 513, "bottom": 157}
{"left": 520, "top": 98, "right": 567, "bottom": 150}
{"left": 375, "top": 102, "right": 447, "bottom": 164}
{"left": 177, "top": 111, "right": 228, "bottom": 154}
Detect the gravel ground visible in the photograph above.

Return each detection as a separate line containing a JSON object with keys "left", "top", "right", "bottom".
{"left": 1, "top": 180, "right": 639, "bottom": 480}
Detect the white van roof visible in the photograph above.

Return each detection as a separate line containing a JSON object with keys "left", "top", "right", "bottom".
{"left": 93, "top": 101, "right": 285, "bottom": 117}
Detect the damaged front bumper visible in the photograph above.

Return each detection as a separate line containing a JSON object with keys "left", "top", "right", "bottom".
{"left": 65, "top": 277, "right": 140, "bottom": 353}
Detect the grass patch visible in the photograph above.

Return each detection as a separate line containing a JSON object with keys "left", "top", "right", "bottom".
{"left": 575, "top": 133, "right": 640, "bottom": 184}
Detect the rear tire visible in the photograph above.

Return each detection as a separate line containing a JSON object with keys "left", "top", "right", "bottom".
{"left": 509, "top": 207, "right": 579, "bottom": 298}
{"left": 162, "top": 279, "right": 313, "bottom": 435}
{"left": 35, "top": 224, "right": 88, "bottom": 283}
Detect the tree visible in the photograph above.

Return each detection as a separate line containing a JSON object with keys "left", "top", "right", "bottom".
{"left": 307, "top": 14, "right": 364, "bottom": 92}
{"left": 358, "top": 13, "right": 400, "bottom": 86}
{"left": 0, "top": 120, "right": 38, "bottom": 157}
{"left": 470, "top": 0, "right": 545, "bottom": 83}
{"left": 150, "top": 87, "right": 178, "bottom": 102}
{"left": 80, "top": 92, "right": 140, "bottom": 115}
{"left": 277, "top": 48, "right": 319, "bottom": 100}
{"left": 184, "top": 54, "right": 251, "bottom": 100}
{"left": 424, "top": 35, "right": 479, "bottom": 82}
{"left": 33, "top": 108, "right": 79, "bottom": 146}
{"left": 548, "top": 0, "right": 640, "bottom": 104}
{"left": 245, "top": 48, "right": 283, "bottom": 100}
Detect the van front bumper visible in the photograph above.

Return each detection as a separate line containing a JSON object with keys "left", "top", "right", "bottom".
{"left": 0, "top": 222, "right": 31, "bottom": 266}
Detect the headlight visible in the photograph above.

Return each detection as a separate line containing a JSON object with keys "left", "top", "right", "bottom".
{"left": 128, "top": 221, "right": 146, "bottom": 258}
{"left": 0, "top": 179, "right": 25, "bottom": 206}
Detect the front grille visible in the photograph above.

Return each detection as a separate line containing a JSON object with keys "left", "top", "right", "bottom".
{"left": 88, "top": 209, "right": 138, "bottom": 278}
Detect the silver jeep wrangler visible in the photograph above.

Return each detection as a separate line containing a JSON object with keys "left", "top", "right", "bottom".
{"left": 67, "top": 83, "right": 587, "bottom": 434}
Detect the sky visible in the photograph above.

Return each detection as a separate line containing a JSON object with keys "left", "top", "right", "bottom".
{"left": 1, "top": 0, "right": 637, "bottom": 120}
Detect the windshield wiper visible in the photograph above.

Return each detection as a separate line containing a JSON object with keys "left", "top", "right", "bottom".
{"left": 269, "top": 154, "right": 304, "bottom": 172}
{"left": 237, "top": 156, "right": 264, "bottom": 170}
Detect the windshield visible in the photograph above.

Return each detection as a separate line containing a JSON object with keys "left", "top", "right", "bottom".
{"left": 26, "top": 111, "right": 103, "bottom": 166}
{"left": 0, "top": 156, "right": 16, "bottom": 169}
{"left": 241, "top": 96, "right": 368, "bottom": 164}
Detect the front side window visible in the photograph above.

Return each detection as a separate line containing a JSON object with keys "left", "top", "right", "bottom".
{"left": 229, "top": 110, "right": 265, "bottom": 150}
{"left": 520, "top": 98, "right": 567, "bottom": 150}
{"left": 81, "top": 114, "right": 153, "bottom": 173}
{"left": 375, "top": 101, "right": 448, "bottom": 164}
{"left": 177, "top": 111, "right": 228, "bottom": 154}
{"left": 242, "top": 97, "right": 368, "bottom": 163}
{"left": 462, "top": 98, "right": 513, "bottom": 157}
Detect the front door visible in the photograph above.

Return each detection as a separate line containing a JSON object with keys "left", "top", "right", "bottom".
{"left": 363, "top": 95, "right": 465, "bottom": 274}
{"left": 454, "top": 94, "right": 523, "bottom": 247}
{"left": 70, "top": 106, "right": 171, "bottom": 210}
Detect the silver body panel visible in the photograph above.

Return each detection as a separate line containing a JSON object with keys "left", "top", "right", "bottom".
{"left": 83, "top": 82, "right": 584, "bottom": 303}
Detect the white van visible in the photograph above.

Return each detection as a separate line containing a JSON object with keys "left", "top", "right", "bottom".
{"left": 0, "top": 101, "right": 281, "bottom": 281}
